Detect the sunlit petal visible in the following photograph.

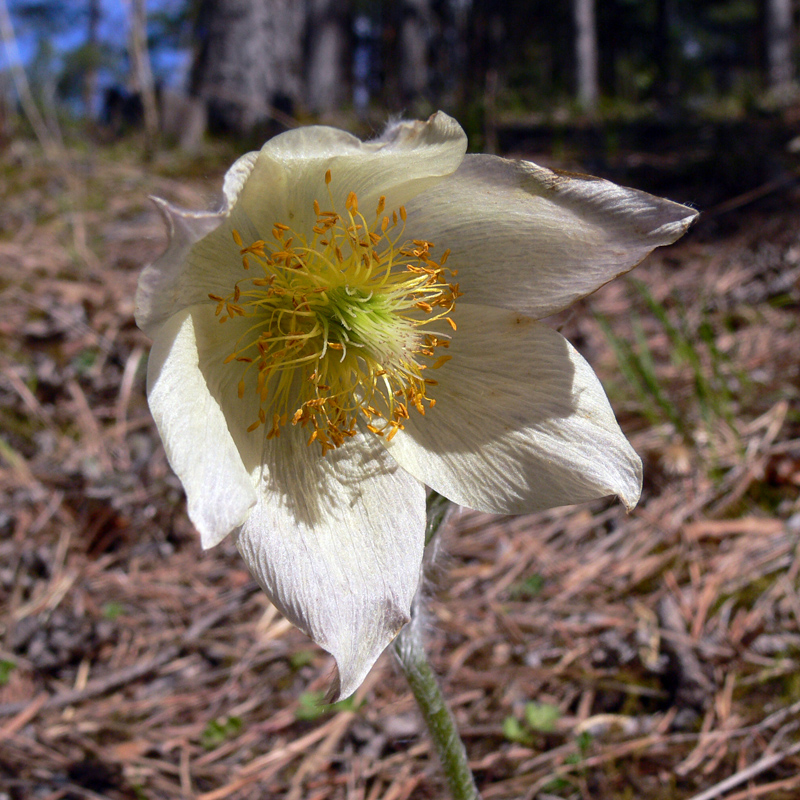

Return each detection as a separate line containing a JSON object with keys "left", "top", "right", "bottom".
{"left": 234, "top": 427, "right": 425, "bottom": 700}
{"left": 404, "top": 154, "right": 698, "bottom": 319}
{"left": 245, "top": 111, "right": 467, "bottom": 237}
{"left": 147, "top": 307, "right": 257, "bottom": 547}
{"left": 386, "top": 303, "right": 642, "bottom": 513}
{"left": 135, "top": 151, "right": 263, "bottom": 337}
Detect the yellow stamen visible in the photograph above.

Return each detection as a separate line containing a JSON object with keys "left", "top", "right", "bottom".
{"left": 214, "top": 170, "right": 459, "bottom": 454}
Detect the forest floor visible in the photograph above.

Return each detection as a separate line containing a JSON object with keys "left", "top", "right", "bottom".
{"left": 0, "top": 120, "right": 799, "bottom": 800}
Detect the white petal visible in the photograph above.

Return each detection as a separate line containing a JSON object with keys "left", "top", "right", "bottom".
{"left": 404, "top": 155, "right": 698, "bottom": 319}
{"left": 136, "top": 116, "right": 467, "bottom": 339}
{"left": 245, "top": 111, "right": 467, "bottom": 236}
{"left": 135, "top": 151, "right": 262, "bottom": 338}
{"left": 385, "top": 303, "right": 642, "bottom": 514}
{"left": 147, "top": 308, "right": 257, "bottom": 547}
{"left": 180, "top": 303, "right": 426, "bottom": 697}
{"left": 222, "top": 150, "right": 261, "bottom": 207}
{"left": 234, "top": 427, "right": 426, "bottom": 700}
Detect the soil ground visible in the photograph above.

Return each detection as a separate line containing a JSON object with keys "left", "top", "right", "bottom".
{"left": 0, "top": 119, "right": 799, "bottom": 800}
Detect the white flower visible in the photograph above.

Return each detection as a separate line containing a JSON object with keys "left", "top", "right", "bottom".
{"left": 136, "top": 112, "right": 697, "bottom": 699}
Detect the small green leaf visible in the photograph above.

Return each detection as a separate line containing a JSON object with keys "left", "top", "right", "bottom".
{"left": 71, "top": 349, "right": 98, "bottom": 374}
{"left": 289, "top": 649, "right": 315, "bottom": 670}
{"left": 542, "top": 776, "right": 573, "bottom": 794}
{"left": 575, "top": 730, "right": 593, "bottom": 754}
{"left": 295, "top": 690, "right": 357, "bottom": 721}
{"left": 509, "top": 574, "right": 545, "bottom": 599}
{"left": 201, "top": 716, "right": 243, "bottom": 750}
{"left": 132, "top": 784, "right": 148, "bottom": 800}
{"left": 101, "top": 602, "right": 124, "bottom": 620}
{"left": 524, "top": 702, "right": 560, "bottom": 733}
{"left": 502, "top": 715, "right": 532, "bottom": 745}
{"left": 296, "top": 690, "right": 328, "bottom": 720}
{"left": 0, "top": 659, "right": 16, "bottom": 686}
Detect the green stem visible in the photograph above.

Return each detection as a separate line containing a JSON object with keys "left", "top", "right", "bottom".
{"left": 393, "top": 625, "right": 481, "bottom": 800}
{"left": 392, "top": 491, "right": 482, "bottom": 800}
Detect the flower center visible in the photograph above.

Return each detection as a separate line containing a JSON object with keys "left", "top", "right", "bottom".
{"left": 210, "top": 170, "right": 460, "bottom": 455}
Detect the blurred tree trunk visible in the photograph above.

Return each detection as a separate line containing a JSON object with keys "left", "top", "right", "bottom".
{"left": 306, "top": 0, "right": 350, "bottom": 115}
{"left": 127, "top": 0, "right": 159, "bottom": 157}
{"left": 83, "top": 0, "right": 100, "bottom": 119}
{"left": 765, "top": 0, "right": 794, "bottom": 93}
{"left": 191, "top": 0, "right": 305, "bottom": 135}
{"left": 0, "top": 0, "right": 60, "bottom": 155}
{"left": 573, "top": 0, "right": 598, "bottom": 114}
{"left": 399, "top": 0, "right": 432, "bottom": 109}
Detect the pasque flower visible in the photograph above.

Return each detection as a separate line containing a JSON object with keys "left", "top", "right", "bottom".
{"left": 136, "top": 113, "right": 696, "bottom": 699}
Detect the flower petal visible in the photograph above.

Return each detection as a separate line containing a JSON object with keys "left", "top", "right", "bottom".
{"left": 135, "top": 151, "right": 263, "bottom": 338}
{"left": 136, "top": 115, "right": 467, "bottom": 339}
{"left": 385, "top": 303, "right": 642, "bottom": 514}
{"left": 404, "top": 154, "right": 698, "bottom": 319}
{"left": 179, "top": 303, "right": 427, "bottom": 695}
{"left": 233, "top": 427, "right": 426, "bottom": 700}
{"left": 146, "top": 308, "right": 257, "bottom": 547}
{"left": 243, "top": 111, "right": 467, "bottom": 237}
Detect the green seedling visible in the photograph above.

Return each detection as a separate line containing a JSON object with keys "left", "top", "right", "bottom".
{"left": 0, "top": 659, "right": 16, "bottom": 686}
{"left": 503, "top": 701, "right": 561, "bottom": 746}
{"left": 295, "top": 690, "right": 357, "bottom": 721}
{"left": 509, "top": 573, "right": 545, "bottom": 600}
{"left": 201, "top": 716, "right": 243, "bottom": 750}
{"left": 289, "top": 649, "right": 316, "bottom": 670}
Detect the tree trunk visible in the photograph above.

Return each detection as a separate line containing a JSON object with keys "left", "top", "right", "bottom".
{"left": 765, "top": 0, "right": 794, "bottom": 93}
{"left": 306, "top": 0, "right": 350, "bottom": 115}
{"left": 83, "top": 0, "right": 100, "bottom": 119}
{"left": 127, "top": 0, "right": 159, "bottom": 157}
{"left": 0, "top": 0, "right": 60, "bottom": 156}
{"left": 573, "top": 0, "right": 598, "bottom": 114}
{"left": 399, "top": 0, "right": 432, "bottom": 107}
{"left": 192, "top": 0, "right": 305, "bottom": 135}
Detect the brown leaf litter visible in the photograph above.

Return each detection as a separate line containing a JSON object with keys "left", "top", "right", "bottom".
{"left": 0, "top": 138, "right": 799, "bottom": 799}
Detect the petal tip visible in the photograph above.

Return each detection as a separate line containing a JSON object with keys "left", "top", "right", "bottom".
{"left": 326, "top": 605, "right": 411, "bottom": 702}
{"left": 376, "top": 109, "right": 467, "bottom": 155}
{"left": 180, "top": 473, "right": 257, "bottom": 553}
{"left": 198, "top": 524, "right": 229, "bottom": 550}
{"left": 619, "top": 487, "right": 642, "bottom": 513}
{"left": 617, "top": 449, "right": 644, "bottom": 512}
{"left": 195, "top": 495, "right": 256, "bottom": 550}
{"left": 655, "top": 200, "right": 700, "bottom": 244}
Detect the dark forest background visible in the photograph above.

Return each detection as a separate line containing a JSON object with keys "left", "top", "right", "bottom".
{"left": 2, "top": 0, "right": 799, "bottom": 213}
{"left": 1, "top": 0, "right": 797, "bottom": 150}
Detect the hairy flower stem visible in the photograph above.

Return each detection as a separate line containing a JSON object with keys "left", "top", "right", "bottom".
{"left": 392, "top": 492, "right": 482, "bottom": 800}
